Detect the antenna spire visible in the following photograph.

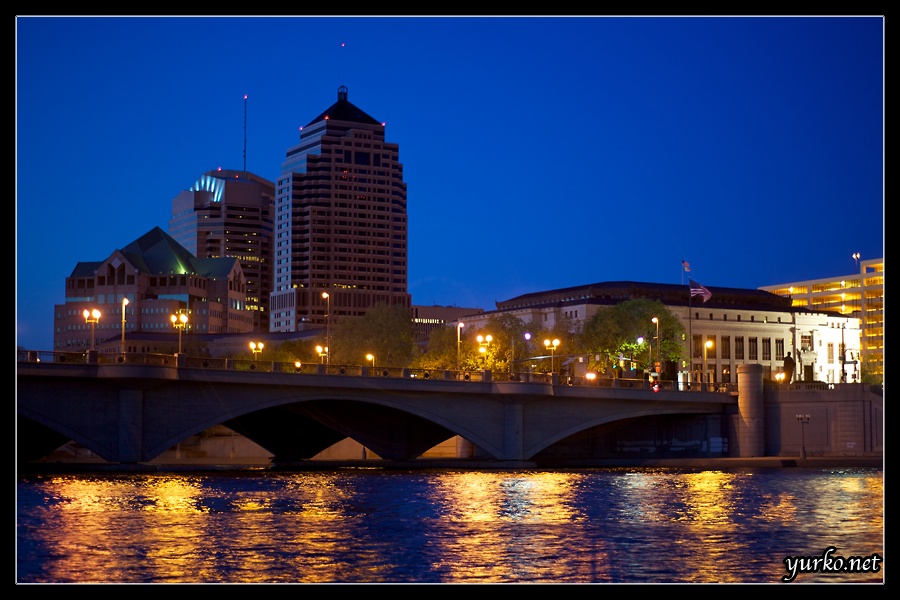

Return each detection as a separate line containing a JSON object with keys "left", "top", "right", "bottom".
{"left": 243, "top": 94, "right": 248, "bottom": 172}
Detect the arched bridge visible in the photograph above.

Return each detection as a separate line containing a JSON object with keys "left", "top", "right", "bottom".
{"left": 17, "top": 351, "right": 737, "bottom": 465}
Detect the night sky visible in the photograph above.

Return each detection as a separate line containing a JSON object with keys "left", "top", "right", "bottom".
{"left": 16, "top": 16, "right": 884, "bottom": 351}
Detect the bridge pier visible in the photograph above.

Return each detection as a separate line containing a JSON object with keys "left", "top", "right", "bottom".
{"left": 502, "top": 403, "right": 524, "bottom": 460}
{"left": 118, "top": 390, "right": 144, "bottom": 463}
{"left": 734, "top": 363, "right": 765, "bottom": 457}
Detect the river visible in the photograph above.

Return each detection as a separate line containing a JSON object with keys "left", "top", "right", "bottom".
{"left": 16, "top": 466, "right": 883, "bottom": 584}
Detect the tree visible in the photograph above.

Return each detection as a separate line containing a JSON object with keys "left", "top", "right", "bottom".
{"left": 412, "top": 325, "right": 459, "bottom": 370}
{"left": 483, "top": 313, "right": 538, "bottom": 373}
{"left": 329, "top": 303, "right": 418, "bottom": 367}
{"left": 266, "top": 339, "right": 320, "bottom": 366}
{"left": 578, "top": 299, "right": 685, "bottom": 379}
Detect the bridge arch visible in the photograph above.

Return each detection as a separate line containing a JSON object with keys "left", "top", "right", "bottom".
{"left": 17, "top": 360, "right": 742, "bottom": 464}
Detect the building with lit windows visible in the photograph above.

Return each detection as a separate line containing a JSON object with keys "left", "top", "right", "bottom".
{"left": 454, "top": 281, "right": 861, "bottom": 386}
{"left": 759, "top": 257, "right": 883, "bottom": 382}
{"left": 412, "top": 305, "right": 484, "bottom": 346}
{"left": 53, "top": 227, "right": 253, "bottom": 353}
{"left": 169, "top": 169, "right": 275, "bottom": 333}
{"left": 269, "top": 86, "right": 411, "bottom": 333}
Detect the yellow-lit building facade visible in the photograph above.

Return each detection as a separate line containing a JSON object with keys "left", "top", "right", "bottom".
{"left": 759, "top": 258, "right": 883, "bottom": 382}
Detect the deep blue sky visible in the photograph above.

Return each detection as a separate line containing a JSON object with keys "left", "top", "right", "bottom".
{"left": 16, "top": 16, "right": 884, "bottom": 351}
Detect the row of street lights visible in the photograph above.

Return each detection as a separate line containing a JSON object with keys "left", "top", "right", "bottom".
{"left": 96, "top": 305, "right": 668, "bottom": 375}
{"left": 466, "top": 330, "right": 561, "bottom": 374}
{"left": 460, "top": 317, "right": 661, "bottom": 377}
{"left": 83, "top": 304, "right": 190, "bottom": 354}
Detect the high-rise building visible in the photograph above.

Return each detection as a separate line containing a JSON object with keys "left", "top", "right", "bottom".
{"left": 169, "top": 169, "right": 275, "bottom": 332}
{"left": 759, "top": 257, "right": 884, "bottom": 381}
{"left": 269, "top": 86, "right": 411, "bottom": 333}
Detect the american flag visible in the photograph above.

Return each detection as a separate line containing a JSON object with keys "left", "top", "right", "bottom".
{"left": 682, "top": 260, "right": 690, "bottom": 272}
{"left": 690, "top": 280, "right": 712, "bottom": 303}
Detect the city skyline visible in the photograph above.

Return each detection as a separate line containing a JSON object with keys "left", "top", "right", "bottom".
{"left": 16, "top": 16, "right": 884, "bottom": 351}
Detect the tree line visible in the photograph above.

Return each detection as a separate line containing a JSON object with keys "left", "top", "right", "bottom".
{"left": 215, "top": 299, "right": 689, "bottom": 379}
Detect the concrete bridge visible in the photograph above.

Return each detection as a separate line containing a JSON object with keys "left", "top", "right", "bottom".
{"left": 17, "top": 351, "right": 745, "bottom": 466}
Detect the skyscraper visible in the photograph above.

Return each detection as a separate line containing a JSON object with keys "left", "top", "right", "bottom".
{"left": 270, "top": 86, "right": 410, "bottom": 333}
{"left": 169, "top": 169, "right": 275, "bottom": 332}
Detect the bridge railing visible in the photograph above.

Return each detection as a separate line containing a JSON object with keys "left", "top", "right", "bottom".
{"left": 16, "top": 349, "right": 178, "bottom": 366}
{"left": 18, "top": 350, "right": 740, "bottom": 393}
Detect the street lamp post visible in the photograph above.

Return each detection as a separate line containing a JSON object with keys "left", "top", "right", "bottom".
{"left": 457, "top": 322, "right": 464, "bottom": 371}
{"left": 121, "top": 298, "right": 129, "bottom": 355}
{"left": 523, "top": 333, "right": 531, "bottom": 373}
{"left": 83, "top": 308, "right": 101, "bottom": 350}
{"left": 852, "top": 252, "right": 860, "bottom": 270}
{"left": 477, "top": 334, "right": 492, "bottom": 369}
{"left": 366, "top": 353, "right": 375, "bottom": 370}
{"left": 316, "top": 345, "right": 328, "bottom": 364}
{"left": 322, "top": 292, "right": 331, "bottom": 365}
{"left": 651, "top": 316, "right": 660, "bottom": 373}
{"left": 510, "top": 331, "right": 531, "bottom": 375}
{"left": 703, "top": 339, "right": 713, "bottom": 389}
{"left": 170, "top": 312, "right": 188, "bottom": 354}
{"left": 250, "top": 341, "right": 264, "bottom": 361}
{"left": 544, "top": 338, "right": 560, "bottom": 374}
{"left": 795, "top": 414, "right": 810, "bottom": 459}
{"left": 636, "top": 335, "right": 651, "bottom": 374}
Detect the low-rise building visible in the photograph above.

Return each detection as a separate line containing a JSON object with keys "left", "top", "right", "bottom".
{"left": 456, "top": 280, "right": 861, "bottom": 386}
{"left": 53, "top": 227, "right": 253, "bottom": 354}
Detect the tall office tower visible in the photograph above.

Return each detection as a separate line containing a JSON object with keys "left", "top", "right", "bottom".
{"left": 170, "top": 169, "right": 276, "bottom": 332}
{"left": 269, "top": 86, "right": 410, "bottom": 333}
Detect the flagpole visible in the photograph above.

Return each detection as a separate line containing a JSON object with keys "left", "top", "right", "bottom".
{"left": 682, "top": 261, "right": 693, "bottom": 388}
{"left": 688, "top": 280, "right": 693, "bottom": 387}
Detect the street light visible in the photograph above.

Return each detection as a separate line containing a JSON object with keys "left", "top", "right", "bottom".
{"left": 316, "top": 345, "right": 328, "bottom": 364}
{"left": 544, "top": 338, "right": 560, "bottom": 373}
{"left": 703, "top": 339, "right": 713, "bottom": 388}
{"left": 477, "top": 334, "right": 493, "bottom": 369}
{"left": 322, "top": 292, "right": 331, "bottom": 365}
{"left": 651, "top": 316, "right": 660, "bottom": 373}
{"left": 457, "top": 322, "right": 464, "bottom": 371}
{"left": 510, "top": 331, "right": 531, "bottom": 375}
{"left": 366, "top": 353, "right": 375, "bottom": 369}
{"left": 83, "top": 308, "right": 101, "bottom": 350}
{"left": 852, "top": 252, "right": 860, "bottom": 270}
{"left": 170, "top": 312, "right": 188, "bottom": 354}
{"left": 121, "top": 298, "right": 129, "bottom": 355}
{"left": 796, "top": 414, "right": 810, "bottom": 459}
{"left": 250, "top": 341, "right": 264, "bottom": 360}
{"left": 637, "top": 335, "right": 650, "bottom": 373}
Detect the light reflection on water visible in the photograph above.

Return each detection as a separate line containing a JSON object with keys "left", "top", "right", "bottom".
{"left": 16, "top": 468, "right": 883, "bottom": 584}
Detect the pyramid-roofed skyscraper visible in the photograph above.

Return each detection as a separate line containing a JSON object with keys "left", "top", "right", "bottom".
{"left": 269, "top": 86, "right": 410, "bottom": 334}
